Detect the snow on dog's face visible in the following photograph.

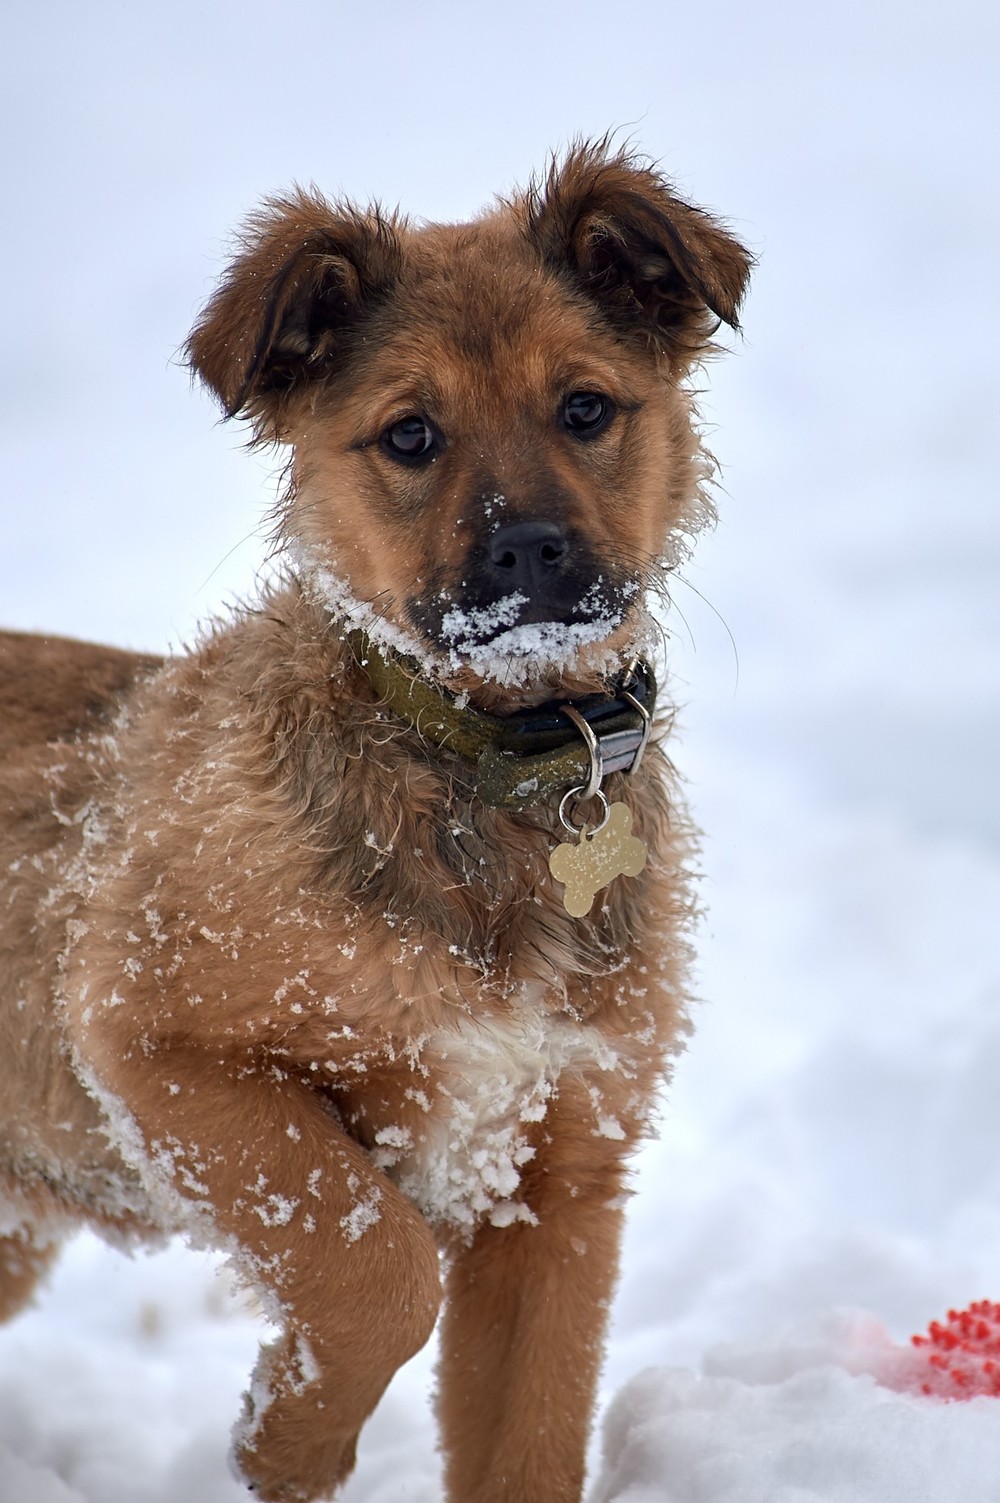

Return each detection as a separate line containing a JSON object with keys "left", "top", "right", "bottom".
{"left": 186, "top": 144, "right": 751, "bottom": 695}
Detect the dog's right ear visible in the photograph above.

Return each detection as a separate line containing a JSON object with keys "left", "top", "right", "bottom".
{"left": 186, "top": 190, "right": 403, "bottom": 433}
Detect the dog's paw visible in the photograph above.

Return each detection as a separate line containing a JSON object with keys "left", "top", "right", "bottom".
{"left": 228, "top": 1349, "right": 358, "bottom": 1503}
{"left": 231, "top": 1434, "right": 354, "bottom": 1503}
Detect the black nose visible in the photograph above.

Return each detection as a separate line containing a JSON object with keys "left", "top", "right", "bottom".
{"left": 487, "top": 521, "right": 569, "bottom": 593}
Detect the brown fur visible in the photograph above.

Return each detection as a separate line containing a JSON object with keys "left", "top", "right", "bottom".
{"left": 0, "top": 142, "right": 750, "bottom": 1502}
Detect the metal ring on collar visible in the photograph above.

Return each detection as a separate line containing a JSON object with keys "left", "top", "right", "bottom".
{"left": 558, "top": 785, "right": 611, "bottom": 837}
{"left": 557, "top": 703, "right": 604, "bottom": 800}
{"left": 618, "top": 685, "right": 652, "bottom": 775}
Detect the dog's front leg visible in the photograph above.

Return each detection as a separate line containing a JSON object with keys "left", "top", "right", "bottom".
{"left": 436, "top": 1078, "right": 631, "bottom": 1503}
{"left": 90, "top": 1044, "right": 441, "bottom": 1503}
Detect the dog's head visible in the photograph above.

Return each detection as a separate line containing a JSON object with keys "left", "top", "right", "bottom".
{"left": 187, "top": 142, "right": 751, "bottom": 699}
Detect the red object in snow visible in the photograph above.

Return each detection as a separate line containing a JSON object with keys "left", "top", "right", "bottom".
{"left": 909, "top": 1301, "right": 1000, "bottom": 1398}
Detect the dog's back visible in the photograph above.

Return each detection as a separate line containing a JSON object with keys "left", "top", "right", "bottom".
{"left": 0, "top": 631, "right": 162, "bottom": 1256}
{"left": 0, "top": 629, "right": 161, "bottom": 754}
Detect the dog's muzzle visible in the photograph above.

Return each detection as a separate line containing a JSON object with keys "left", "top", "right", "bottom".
{"left": 406, "top": 521, "right": 636, "bottom": 651}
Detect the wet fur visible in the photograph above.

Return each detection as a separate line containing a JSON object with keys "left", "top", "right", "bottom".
{"left": 0, "top": 142, "right": 750, "bottom": 1502}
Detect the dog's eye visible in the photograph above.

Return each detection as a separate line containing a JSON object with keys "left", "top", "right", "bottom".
{"left": 562, "top": 391, "right": 614, "bottom": 439}
{"left": 382, "top": 415, "right": 439, "bottom": 463}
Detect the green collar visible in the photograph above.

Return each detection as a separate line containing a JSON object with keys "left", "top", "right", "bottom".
{"left": 348, "top": 631, "right": 655, "bottom": 811}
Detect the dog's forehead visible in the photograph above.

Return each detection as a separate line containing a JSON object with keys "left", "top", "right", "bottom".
{"left": 357, "top": 220, "right": 641, "bottom": 412}
{"left": 392, "top": 221, "right": 609, "bottom": 366}
{"left": 406, "top": 219, "right": 544, "bottom": 306}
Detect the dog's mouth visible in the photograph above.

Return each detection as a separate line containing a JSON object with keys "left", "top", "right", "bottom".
{"left": 435, "top": 576, "right": 635, "bottom": 649}
{"left": 406, "top": 573, "right": 641, "bottom": 676}
{"left": 405, "top": 527, "right": 642, "bottom": 672}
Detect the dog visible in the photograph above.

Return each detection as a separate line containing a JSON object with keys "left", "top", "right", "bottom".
{"left": 0, "top": 142, "right": 750, "bottom": 1502}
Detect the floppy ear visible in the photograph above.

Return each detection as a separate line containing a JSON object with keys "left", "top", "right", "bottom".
{"left": 185, "top": 189, "right": 403, "bottom": 433}
{"left": 523, "top": 141, "right": 752, "bottom": 365}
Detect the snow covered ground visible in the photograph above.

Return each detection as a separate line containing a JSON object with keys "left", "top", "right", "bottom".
{"left": 2, "top": 0, "right": 999, "bottom": 1498}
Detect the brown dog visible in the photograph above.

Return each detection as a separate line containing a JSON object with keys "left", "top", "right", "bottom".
{"left": 0, "top": 143, "right": 750, "bottom": 1502}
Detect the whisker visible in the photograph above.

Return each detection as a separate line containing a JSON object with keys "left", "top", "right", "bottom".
{"left": 198, "top": 524, "right": 269, "bottom": 592}
{"left": 671, "top": 572, "right": 740, "bottom": 691}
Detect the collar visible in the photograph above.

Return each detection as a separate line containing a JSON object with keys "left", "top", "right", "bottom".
{"left": 347, "top": 631, "right": 655, "bottom": 811}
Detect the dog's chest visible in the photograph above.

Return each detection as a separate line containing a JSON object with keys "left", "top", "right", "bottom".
{"left": 363, "top": 990, "right": 622, "bottom": 1233}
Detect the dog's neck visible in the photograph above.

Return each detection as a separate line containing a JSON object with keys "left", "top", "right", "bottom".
{"left": 345, "top": 629, "right": 656, "bottom": 814}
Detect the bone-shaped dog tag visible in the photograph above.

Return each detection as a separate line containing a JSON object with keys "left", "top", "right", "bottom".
{"left": 548, "top": 801, "right": 647, "bottom": 918}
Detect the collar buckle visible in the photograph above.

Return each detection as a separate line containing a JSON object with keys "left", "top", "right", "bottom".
{"left": 555, "top": 658, "right": 652, "bottom": 826}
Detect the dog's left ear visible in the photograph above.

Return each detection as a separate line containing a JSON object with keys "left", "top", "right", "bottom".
{"left": 523, "top": 142, "right": 753, "bottom": 365}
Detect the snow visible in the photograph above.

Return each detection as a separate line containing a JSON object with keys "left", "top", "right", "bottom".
{"left": 387, "top": 1004, "right": 622, "bottom": 1233}
{"left": 591, "top": 1357, "right": 1000, "bottom": 1503}
{"left": 441, "top": 612, "right": 633, "bottom": 683}
{"left": 2, "top": 0, "right": 999, "bottom": 1499}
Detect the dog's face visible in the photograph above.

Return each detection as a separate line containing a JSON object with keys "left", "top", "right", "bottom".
{"left": 278, "top": 231, "right": 695, "bottom": 678}
{"left": 188, "top": 145, "right": 750, "bottom": 693}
